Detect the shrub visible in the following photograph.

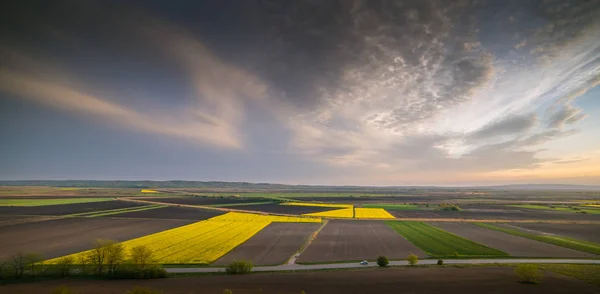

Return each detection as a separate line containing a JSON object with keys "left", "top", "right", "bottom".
{"left": 52, "top": 285, "right": 72, "bottom": 294}
{"left": 515, "top": 264, "right": 543, "bottom": 284}
{"left": 437, "top": 259, "right": 444, "bottom": 265}
{"left": 126, "top": 286, "right": 163, "bottom": 294}
{"left": 377, "top": 256, "right": 389, "bottom": 267}
{"left": 223, "top": 289, "right": 233, "bottom": 294}
{"left": 407, "top": 254, "right": 418, "bottom": 266}
{"left": 111, "top": 265, "right": 168, "bottom": 279}
{"left": 226, "top": 260, "right": 253, "bottom": 275}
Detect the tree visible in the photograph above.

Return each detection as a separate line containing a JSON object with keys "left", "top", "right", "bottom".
{"left": 105, "top": 242, "right": 125, "bottom": 275}
{"left": 56, "top": 256, "right": 74, "bottom": 278}
{"left": 88, "top": 239, "right": 124, "bottom": 276}
{"left": 130, "top": 245, "right": 155, "bottom": 269}
{"left": 25, "top": 253, "right": 44, "bottom": 278}
{"left": 377, "top": 256, "right": 389, "bottom": 267}
{"left": 437, "top": 259, "right": 444, "bottom": 265}
{"left": 407, "top": 254, "right": 418, "bottom": 266}
{"left": 10, "top": 252, "right": 27, "bottom": 279}
{"left": 223, "top": 290, "right": 233, "bottom": 294}
{"left": 515, "top": 264, "right": 543, "bottom": 284}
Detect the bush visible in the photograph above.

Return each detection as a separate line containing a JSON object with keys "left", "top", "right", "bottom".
{"left": 126, "top": 286, "right": 163, "bottom": 294}
{"left": 111, "top": 266, "right": 168, "bottom": 279}
{"left": 376, "top": 256, "right": 389, "bottom": 267}
{"left": 515, "top": 264, "right": 543, "bottom": 284}
{"left": 223, "top": 289, "right": 233, "bottom": 294}
{"left": 437, "top": 259, "right": 444, "bottom": 265}
{"left": 226, "top": 260, "right": 253, "bottom": 275}
{"left": 407, "top": 254, "right": 418, "bottom": 266}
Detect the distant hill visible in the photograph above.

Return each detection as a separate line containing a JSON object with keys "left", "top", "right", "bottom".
{"left": 0, "top": 180, "right": 599, "bottom": 191}
{"left": 475, "top": 184, "right": 600, "bottom": 191}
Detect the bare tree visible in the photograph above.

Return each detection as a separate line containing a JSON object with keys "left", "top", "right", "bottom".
{"left": 25, "top": 253, "right": 44, "bottom": 278}
{"left": 88, "top": 239, "right": 121, "bottom": 275}
{"left": 56, "top": 256, "right": 74, "bottom": 277}
{"left": 10, "top": 252, "right": 27, "bottom": 279}
{"left": 130, "top": 245, "right": 155, "bottom": 269}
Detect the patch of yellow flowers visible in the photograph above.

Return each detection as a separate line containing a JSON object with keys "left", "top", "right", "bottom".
{"left": 354, "top": 208, "right": 395, "bottom": 219}
{"left": 140, "top": 189, "right": 158, "bottom": 193}
{"left": 46, "top": 212, "right": 320, "bottom": 265}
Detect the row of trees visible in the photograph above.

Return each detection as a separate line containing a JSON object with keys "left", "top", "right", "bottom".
{"left": 1, "top": 239, "right": 166, "bottom": 281}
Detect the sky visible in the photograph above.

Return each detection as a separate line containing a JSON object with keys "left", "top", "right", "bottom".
{"left": 1, "top": 0, "right": 600, "bottom": 186}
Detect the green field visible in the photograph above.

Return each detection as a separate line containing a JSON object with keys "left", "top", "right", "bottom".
{"left": 67, "top": 204, "right": 166, "bottom": 217}
{"left": 386, "top": 221, "right": 508, "bottom": 257}
{"left": 362, "top": 204, "right": 420, "bottom": 210}
{"left": 474, "top": 223, "right": 600, "bottom": 255}
{"left": 509, "top": 204, "right": 600, "bottom": 214}
{"left": 0, "top": 197, "right": 114, "bottom": 207}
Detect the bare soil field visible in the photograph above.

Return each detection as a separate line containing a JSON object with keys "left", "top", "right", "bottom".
{"left": 505, "top": 223, "right": 600, "bottom": 244}
{"left": 214, "top": 223, "right": 320, "bottom": 266}
{"left": 150, "top": 197, "right": 270, "bottom": 206}
{"left": 0, "top": 217, "right": 191, "bottom": 261}
{"left": 432, "top": 222, "right": 594, "bottom": 258}
{"left": 229, "top": 203, "right": 336, "bottom": 214}
{"left": 109, "top": 206, "right": 224, "bottom": 220}
{"left": 298, "top": 220, "right": 426, "bottom": 263}
{"left": 3, "top": 267, "right": 596, "bottom": 294}
{"left": 0, "top": 200, "right": 144, "bottom": 216}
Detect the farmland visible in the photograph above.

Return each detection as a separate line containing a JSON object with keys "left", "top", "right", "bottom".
{"left": 0, "top": 197, "right": 113, "bottom": 206}
{"left": 297, "top": 220, "right": 426, "bottom": 263}
{"left": 5, "top": 266, "right": 599, "bottom": 294}
{"left": 0, "top": 186, "right": 599, "bottom": 271}
{"left": 386, "top": 221, "right": 508, "bottom": 257}
{"left": 354, "top": 208, "right": 395, "bottom": 219}
{"left": 362, "top": 203, "right": 421, "bottom": 210}
{"left": 0, "top": 217, "right": 191, "bottom": 261}
{"left": 432, "top": 222, "right": 593, "bottom": 258}
{"left": 46, "top": 212, "right": 320, "bottom": 264}
{"left": 214, "top": 222, "right": 321, "bottom": 265}
{"left": 475, "top": 223, "right": 600, "bottom": 255}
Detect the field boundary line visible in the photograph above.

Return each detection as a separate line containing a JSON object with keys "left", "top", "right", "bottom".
{"left": 286, "top": 220, "right": 329, "bottom": 265}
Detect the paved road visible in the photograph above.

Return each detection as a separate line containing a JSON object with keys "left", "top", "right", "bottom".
{"left": 166, "top": 259, "right": 600, "bottom": 273}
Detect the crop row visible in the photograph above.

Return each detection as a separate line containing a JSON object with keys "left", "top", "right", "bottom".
{"left": 386, "top": 221, "right": 508, "bottom": 257}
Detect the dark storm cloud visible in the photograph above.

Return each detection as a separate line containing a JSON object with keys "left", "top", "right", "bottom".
{"left": 247, "top": 0, "right": 493, "bottom": 123}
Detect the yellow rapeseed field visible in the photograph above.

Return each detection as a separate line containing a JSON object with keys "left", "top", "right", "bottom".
{"left": 140, "top": 189, "right": 158, "bottom": 193}
{"left": 282, "top": 202, "right": 353, "bottom": 208}
{"left": 46, "top": 212, "right": 320, "bottom": 264}
{"left": 303, "top": 208, "right": 354, "bottom": 218}
{"left": 584, "top": 204, "right": 600, "bottom": 208}
{"left": 354, "top": 208, "right": 395, "bottom": 219}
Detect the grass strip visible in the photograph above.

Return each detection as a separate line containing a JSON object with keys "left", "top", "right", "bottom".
{"left": 86, "top": 205, "right": 166, "bottom": 217}
{"left": 0, "top": 198, "right": 114, "bottom": 207}
{"left": 474, "top": 223, "right": 600, "bottom": 255}
{"left": 386, "top": 221, "right": 508, "bottom": 258}
{"left": 208, "top": 201, "right": 274, "bottom": 207}
{"left": 67, "top": 204, "right": 164, "bottom": 217}
{"left": 362, "top": 204, "right": 420, "bottom": 210}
